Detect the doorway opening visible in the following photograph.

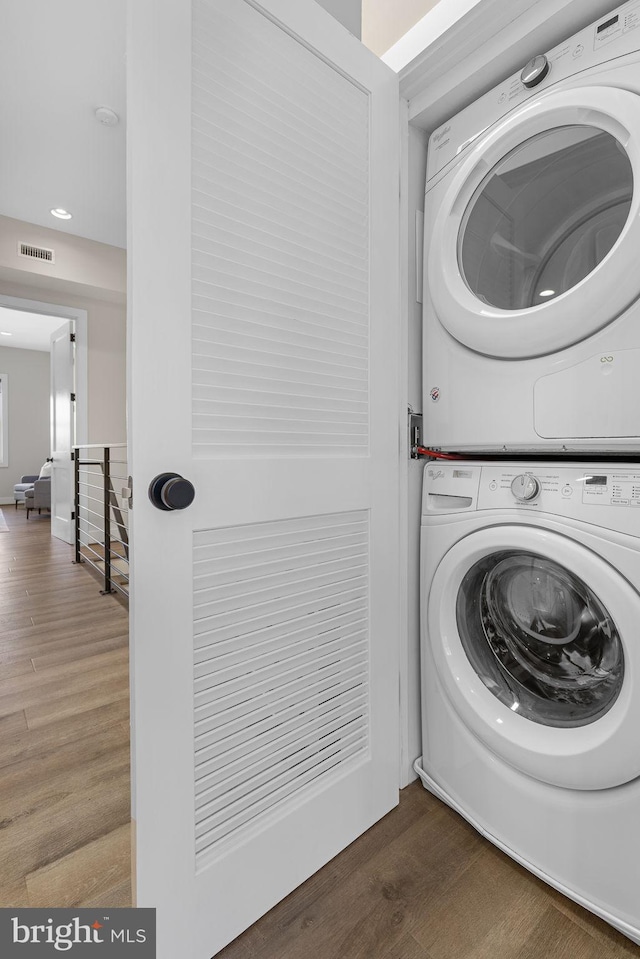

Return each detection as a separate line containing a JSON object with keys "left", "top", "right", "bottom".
{"left": 0, "top": 294, "right": 131, "bottom": 909}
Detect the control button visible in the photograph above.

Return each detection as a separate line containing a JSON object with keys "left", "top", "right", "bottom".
{"left": 562, "top": 485, "right": 573, "bottom": 496}
{"left": 489, "top": 480, "right": 498, "bottom": 491}
{"left": 572, "top": 43, "right": 584, "bottom": 57}
{"left": 511, "top": 473, "right": 540, "bottom": 502}
{"left": 498, "top": 92, "right": 507, "bottom": 104}
{"left": 520, "top": 55, "right": 550, "bottom": 88}
{"left": 617, "top": 499, "right": 630, "bottom": 505}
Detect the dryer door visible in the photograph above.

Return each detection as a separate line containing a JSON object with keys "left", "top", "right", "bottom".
{"left": 429, "top": 524, "right": 640, "bottom": 789}
{"left": 429, "top": 86, "right": 640, "bottom": 358}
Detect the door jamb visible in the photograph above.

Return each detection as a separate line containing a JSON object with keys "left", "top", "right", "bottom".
{"left": 0, "top": 293, "right": 88, "bottom": 446}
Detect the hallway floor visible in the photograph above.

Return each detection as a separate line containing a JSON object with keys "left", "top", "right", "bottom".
{"left": 0, "top": 505, "right": 130, "bottom": 908}
{"left": 220, "top": 785, "right": 640, "bottom": 958}
{"left": 1, "top": 506, "right": 638, "bottom": 958}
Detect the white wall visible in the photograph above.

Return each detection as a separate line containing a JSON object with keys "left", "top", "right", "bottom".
{"left": 315, "top": 0, "right": 362, "bottom": 37}
{"left": 362, "top": 0, "right": 441, "bottom": 55}
{"left": 0, "top": 216, "right": 126, "bottom": 445}
{"left": 0, "top": 346, "right": 50, "bottom": 503}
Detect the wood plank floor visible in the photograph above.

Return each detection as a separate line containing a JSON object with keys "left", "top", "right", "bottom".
{"left": 2, "top": 505, "right": 639, "bottom": 957}
{"left": 0, "top": 505, "right": 131, "bottom": 908}
{"left": 219, "top": 786, "right": 640, "bottom": 959}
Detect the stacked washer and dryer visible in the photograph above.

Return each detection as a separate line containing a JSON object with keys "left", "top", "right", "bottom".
{"left": 417, "top": 0, "right": 640, "bottom": 943}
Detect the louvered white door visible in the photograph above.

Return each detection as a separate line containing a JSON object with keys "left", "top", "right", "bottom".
{"left": 128, "top": 1, "right": 400, "bottom": 956}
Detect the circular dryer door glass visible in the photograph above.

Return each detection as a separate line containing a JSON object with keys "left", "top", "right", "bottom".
{"left": 456, "top": 550, "right": 624, "bottom": 727}
{"left": 458, "top": 126, "right": 633, "bottom": 310}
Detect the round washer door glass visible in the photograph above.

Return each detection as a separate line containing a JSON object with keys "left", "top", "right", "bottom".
{"left": 458, "top": 126, "right": 633, "bottom": 310}
{"left": 456, "top": 549, "right": 624, "bottom": 727}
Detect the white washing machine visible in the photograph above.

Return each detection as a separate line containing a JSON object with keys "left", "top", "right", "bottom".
{"left": 423, "top": 0, "right": 640, "bottom": 452}
{"left": 417, "top": 460, "right": 640, "bottom": 942}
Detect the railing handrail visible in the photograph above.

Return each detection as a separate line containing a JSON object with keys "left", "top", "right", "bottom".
{"left": 73, "top": 442, "right": 127, "bottom": 450}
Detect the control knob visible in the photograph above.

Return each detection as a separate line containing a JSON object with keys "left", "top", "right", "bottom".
{"left": 511, "top": 473, "right": 540, "bottom": 502}
{"left": 520, "top": 55, "right": 550, "bottom": 88}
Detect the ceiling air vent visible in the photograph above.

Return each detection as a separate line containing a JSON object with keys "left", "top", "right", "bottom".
{"left": 18, "top": 243, "right": 55, "bottom": 264}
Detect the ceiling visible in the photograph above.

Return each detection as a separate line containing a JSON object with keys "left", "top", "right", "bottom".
{"left": 362, "top": 0, "right": 441, "bottom": 56}
{"left": 2, "top": 0, "right": 620, "bottom": 253}
{"left": 0, "top": 307, "right": 68, "bottom": 352}
{"left": 0, "top": 0, "right": 433, "bottom": 252}
{"left": 0, "top": 0, "right": 127, "bottom": 249}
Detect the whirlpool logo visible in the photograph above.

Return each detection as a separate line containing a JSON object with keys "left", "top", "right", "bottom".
{"left": 432, "top": 124, "right": 451, "bottom": 142}
{"left": 1, "top": 909, "right": 156, "bottom": 956}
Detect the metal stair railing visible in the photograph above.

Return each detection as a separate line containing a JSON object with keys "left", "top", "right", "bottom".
{"left": 74, "top": 443, "right": 129, "bottom": 599}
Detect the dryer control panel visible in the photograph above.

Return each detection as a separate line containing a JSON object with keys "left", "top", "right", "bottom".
{"left": 426, "top": 0, "right": 640, "bottom": 184}
{"left": 423, "top": 461, "right": 640, "bottom": 536}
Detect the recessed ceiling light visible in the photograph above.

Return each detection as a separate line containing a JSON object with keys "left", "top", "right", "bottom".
{"left": 539, "top": 289, "right": 556, "bottom": 297}
{"left": 0, "top": 332, "right": 12, "bottom": 337}
{"left": 51, "top": 208, "right": 72, "bottom": 220}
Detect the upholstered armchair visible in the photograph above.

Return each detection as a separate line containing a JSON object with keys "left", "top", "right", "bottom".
{"left": 25, "top": 477, "right": 51, "bottom": 519}
{"left": 14, "top": 475, "right": 39, "bottom": 508}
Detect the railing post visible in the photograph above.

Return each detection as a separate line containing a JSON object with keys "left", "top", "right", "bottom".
{"left": 74, "top": 448, "right": 81, "bottom": 564}
{"left": 102, "top": 446, "right": 112, "bottom": 594}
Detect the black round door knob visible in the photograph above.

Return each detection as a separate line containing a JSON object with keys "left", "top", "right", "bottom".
{"left": 148, "top": 473, "right": 195, "bottom": 511}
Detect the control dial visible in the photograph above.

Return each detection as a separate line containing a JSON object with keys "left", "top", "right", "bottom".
{"left": 520, "top": 55, "right": 550, "bottom": 88}
{"left": 511, "top": 473, "right": 540, "bottom": 502}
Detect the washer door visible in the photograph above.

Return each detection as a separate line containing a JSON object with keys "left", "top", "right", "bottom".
{"left": 429, "top": 86, "right": 640, "bottom": 358}
{"left": 429, "top": 525, "right": 640, "bottom": 789}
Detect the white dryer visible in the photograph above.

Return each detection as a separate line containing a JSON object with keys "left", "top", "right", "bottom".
{"left": 424, "top": 0, "right": 640, "bottom": 452}
{"left": 417, "top": 460, "right": 640, "bottom": 941}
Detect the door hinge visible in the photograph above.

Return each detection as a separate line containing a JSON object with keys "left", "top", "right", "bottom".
{"left": 70, "top": 450, "right": 75, "bottom": 461}
{"left": 70, "top": 392, "right": 76, "bottom": 402}
{"left": 122, "top": 475, "right": 133, "bottom": 510}
{"left": 70, "top": 332, "right": 76, "bottom": 342}
{"left": 71, "top": 510, "right": 76, "bottom": 520}
{"left": 408, "top": 406, "right": 423, "bottom": 459}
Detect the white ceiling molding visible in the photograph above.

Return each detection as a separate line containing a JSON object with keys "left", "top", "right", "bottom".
{"left": 394, "top": 0, "right": 622, "bottom": 131}
{"left": 384, "top": 0, "right": 491, "bottom": 72}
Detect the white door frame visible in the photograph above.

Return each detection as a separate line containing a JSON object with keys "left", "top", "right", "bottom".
{"left": 0, "top": 293, "right": 88, "bottom": 447}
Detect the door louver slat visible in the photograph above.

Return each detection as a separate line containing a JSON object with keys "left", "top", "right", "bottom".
{"left": 193, "top": 511, "right": 370, "bottom": 864}
{"left": 195, "top": 700, "right": 368, "bottom": 805}
{"left": 191, "top": 0, "right": 370, "bottom": 458}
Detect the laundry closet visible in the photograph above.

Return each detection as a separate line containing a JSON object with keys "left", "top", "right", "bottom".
{"left": 126, "top": 1, "right": 638, "bottom": 956}
{"left": 402, "top": 0, "right": 640, "bottom": 947}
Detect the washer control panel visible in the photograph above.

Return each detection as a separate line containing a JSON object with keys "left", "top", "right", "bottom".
{"left": 484, "top": 467, "right": 640, "bottom": 507}
{"left": 423, "top": 462, "right": 640, "bottom": 535}
{"left": 581, "top": 471, "right": 640, "bottom": 506}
